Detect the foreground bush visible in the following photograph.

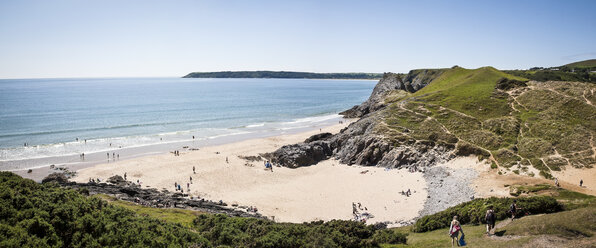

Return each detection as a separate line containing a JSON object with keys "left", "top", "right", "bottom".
{"left": 0, "top": 172, "right": 408, "bottom": 247}
{"left": 192, "top": 214, "right": 406, "bottom": 248}
{"left": 0, "top": 172, "right": 209, "bottom": 247}
{"left": 413, "top": 196, "right": 562, "bottom": 232}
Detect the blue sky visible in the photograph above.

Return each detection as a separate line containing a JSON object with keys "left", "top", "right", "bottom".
{"left": 0, "top": 0, "right": 595, "bottom": 78}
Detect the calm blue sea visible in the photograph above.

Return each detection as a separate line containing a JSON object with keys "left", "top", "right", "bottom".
{"left": 0, "top": 78, "right": 375, "bottom": 170}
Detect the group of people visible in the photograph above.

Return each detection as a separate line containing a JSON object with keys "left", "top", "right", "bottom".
{"left": 173, "top": 150, "right": 181, "bottom": 156}
{"left": 107, "top": 152, "right": 119, "bottom": 160}
{"left": 352, "top": 202, "right": 371, "bottom": 222}
{"left": 247, "top": 206, "right": 259, "bottom": 213}
{"left": 448, "top": 200, "right": 523, "bottom": 246}
{"left": 400, "top": 189, "right": 412, "bottom": 197}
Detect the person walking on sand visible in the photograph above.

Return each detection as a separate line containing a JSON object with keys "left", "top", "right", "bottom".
{"left": 124, "top": 172, "right": 127, "bottom": 181}
{"left": 485, "top": 205, "right": 496, "bottom": 235}
{"left": 226, "top": 157, "right": 229, "bottom": 163}
{"left": 580, "top": 179, "right": 583, "bottom": 187}
{"left": 193, "top": 166, "right": 196, "bottom": 174}
{"left": 449, "top": 216, "right": 463, "bottom": 247}
{"left": 190, "top": 176, "right": 193, "bottom": 184}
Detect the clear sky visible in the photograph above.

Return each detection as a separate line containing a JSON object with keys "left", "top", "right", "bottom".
{"left": 0, "top": 0, "right": 595, "bottom": 78}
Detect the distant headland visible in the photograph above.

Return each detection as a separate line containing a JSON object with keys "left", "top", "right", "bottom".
{"left": 182, "top": 71, "right": 383, "bottom": 79}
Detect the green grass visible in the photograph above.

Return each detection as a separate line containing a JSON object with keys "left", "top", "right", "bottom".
{"left": 96, "top": 194, "right": 205, "bottom": 228}
{"left": 502, "top": 207, "right": 596, "bottom": 238}
{"left": 383, "top": 208, "right": 596, "bottom": 248}
{"left": 383, "top": 223, "right": 534, "bottom": 248}
{"left": 382, "top": 187, "right": 596, "bottom": 247}
{"left": 410, "top": 67, "right": 525, "bottom": 120}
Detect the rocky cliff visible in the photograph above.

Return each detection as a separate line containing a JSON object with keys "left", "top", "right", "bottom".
{"left": 266, "top": 69, "right": 451, "bottom": 170}
{"left": 340, "top": 69, "right": 445, "bottom": 118}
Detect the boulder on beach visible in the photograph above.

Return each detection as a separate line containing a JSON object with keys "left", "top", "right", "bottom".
{"left": 107, "top": 175, "right": 126, "bottom": 186}
{"left": 42, "top": 173, "right": 69, "bottom": 184}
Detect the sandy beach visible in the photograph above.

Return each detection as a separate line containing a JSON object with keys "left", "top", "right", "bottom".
{"left": 73, "top": 123, "right": 427, "bottom": 224}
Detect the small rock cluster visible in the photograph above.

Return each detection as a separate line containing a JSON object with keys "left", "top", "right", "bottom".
{"left": 44, "top": 174, "right": 265, "bottom": 219}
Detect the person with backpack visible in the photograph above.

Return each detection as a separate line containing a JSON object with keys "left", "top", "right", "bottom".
{"left": 485, "top": 205, "right": 496, "bottom": 235}
{"left": 449, "top": 215, "right": 463, "bottom": 247}
{"left": 509, "top": 200, "right": 518, "bottom": 221}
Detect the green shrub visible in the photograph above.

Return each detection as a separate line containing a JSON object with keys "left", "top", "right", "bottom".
{"left": 192, "top": 214, "right": 386, "bottom": 248}
{"left": 0, "top": 172, "right": 210, "bottom": 247}
{"left": 412, "top": 196, "right": 562, "bottom": 233}
{"left": 371, "top": 229, "right": 407, "bottom": 244}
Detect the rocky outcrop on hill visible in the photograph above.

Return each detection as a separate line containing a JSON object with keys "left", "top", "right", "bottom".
{"left": 265, "top": 113, "right": 455, "bottom": 169}
{"left": 265, "top": 68, "right": 452, "bottom": 169}
{"left": 340, "top": 69, "right": 445, "bottom": 118}
{"left": 52, "top": 178, "right": 265, "bottom": 219}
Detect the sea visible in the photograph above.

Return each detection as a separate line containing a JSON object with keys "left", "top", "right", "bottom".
{"left": 0, "top": 77, "right": 375, "bottom": 171}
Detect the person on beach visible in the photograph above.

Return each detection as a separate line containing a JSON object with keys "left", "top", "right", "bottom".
{"left": 193, "top": 166, "right": 196, "bottom": 174}
{"left": 175, "top": 182, "right": 178, "bottom": 190}
{"left": 449, "top": 215, "right": 463, "bottom": 247}
{"left": 124, "top": 172, "right": 127, "bottom": 180}
{"left": 554, "top": 177, "right": 559, "bottom": 187}
{"left": 187, "top": 182, "right": 190, "bottom": 189}
{"left": 190, "top": 176, "right": 193, "bottom": 184}
{"left": 226, "top": 157, "right": 229, "bottom": 163}
{"left": 117, "top": 154, "right": 119, "bottom": 160}
{"left": 580, "top": 179, "right": 583, "bottom": 187}
{"left": 107, "top": 153, "right": 110, "bottom": 159}
{"left": 485, "top": 206, "right": 495, "bottom": 235}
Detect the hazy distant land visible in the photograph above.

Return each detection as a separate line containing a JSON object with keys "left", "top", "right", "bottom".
{"left": 183, "top": 70, "right": 383, "bottom": 79}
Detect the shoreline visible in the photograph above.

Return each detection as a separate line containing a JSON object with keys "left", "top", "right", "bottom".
{"left": 71, "top": 121, "right": 429, "bottom": 224}
{"left": 11, "top": 116, "right": 348, "bottom": 182}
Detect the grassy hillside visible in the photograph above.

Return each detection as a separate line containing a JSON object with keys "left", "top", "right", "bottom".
{"left": 565, "top": 59, "right": 596, "bottom": 69}
{"left": 504, "top": 59, "right": 596, "bottom": 83}
{"left": 385, "top": 185, "right": 596, "bottom": 247}
{"left": 385, "top": 207, "right": 596, "bottom": 248}
{"left": 379, "top": 66, "right": 596, "bottom": 178}
{"left": 0, "top": 172, "right": 406, "bottom": 248}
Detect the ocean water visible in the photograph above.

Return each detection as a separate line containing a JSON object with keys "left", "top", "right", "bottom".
{"left": 0, "top": 78, "right": 375, "bottom": 170}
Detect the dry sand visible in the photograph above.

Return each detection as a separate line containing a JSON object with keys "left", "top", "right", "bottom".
{"left": 73, "top": 123, "right": 427, "bottom": 224}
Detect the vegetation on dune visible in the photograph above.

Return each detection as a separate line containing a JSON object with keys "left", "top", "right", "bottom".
{"left": 182, "top": 71, "right": 383, "bottom": 79}
{"left": 379, "top": 66, "right": 596, "bottom": 178}
{"left": 412, "top": 196, "right": 562, "bottom": 233}
{"left": 0, "top": 172, "right": 407, "bottom": 248}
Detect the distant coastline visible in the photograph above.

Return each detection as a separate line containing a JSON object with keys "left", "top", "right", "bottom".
{"left": 182, "top": 71, "right": 383, "bottom": 80}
